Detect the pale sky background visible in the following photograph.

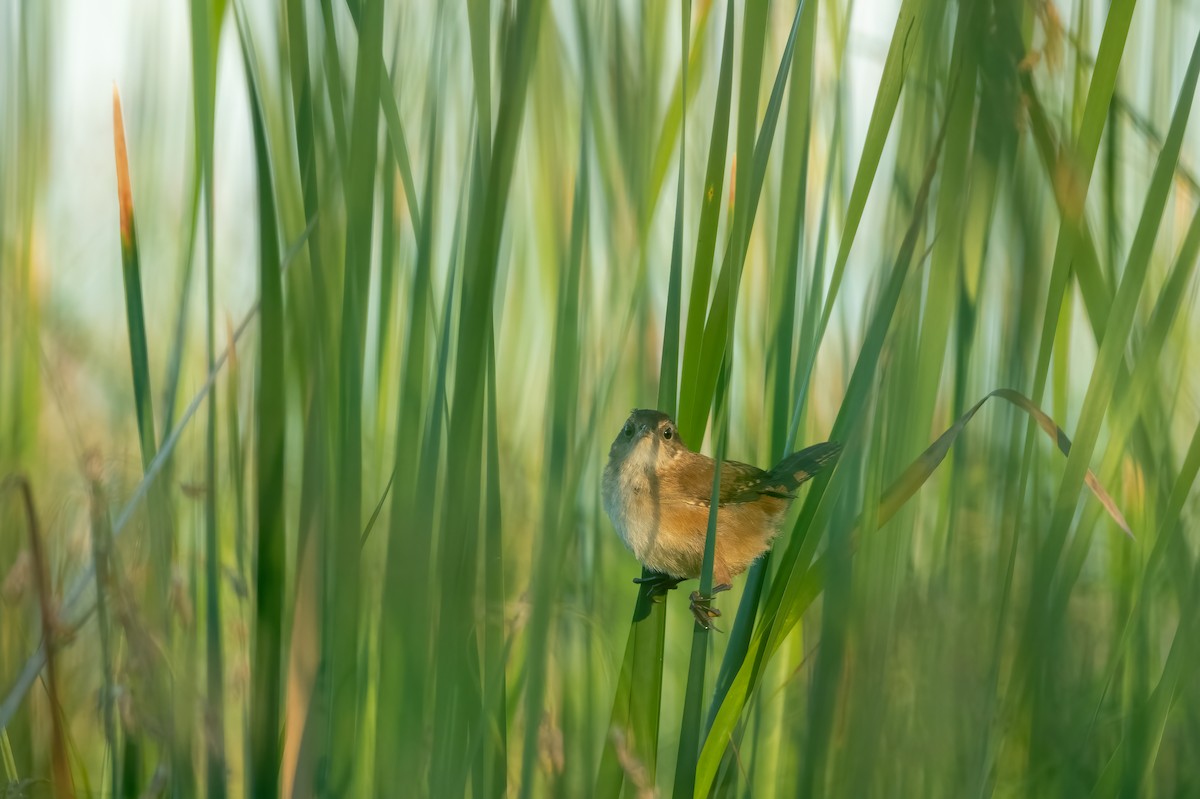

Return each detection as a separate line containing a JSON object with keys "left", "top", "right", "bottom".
{"left": 35, "top": 0, "right": 898, "bottom": 338}
{"left": 15, "top": 0, "right": 1200, "bottom": 429}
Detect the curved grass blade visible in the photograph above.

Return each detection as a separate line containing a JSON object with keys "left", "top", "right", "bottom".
{"left": 233, "top": 7, "right": 287, "bottom": 794}
{"left": 875, "top": 388, "right": 1130, "bottom": 533}
{"left": 697, "top": 385, "right": 1133, "bottom": 794}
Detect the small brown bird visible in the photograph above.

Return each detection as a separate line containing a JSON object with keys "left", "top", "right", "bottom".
{"left": 602, "top": 409, "right": 840, "bottom": 628}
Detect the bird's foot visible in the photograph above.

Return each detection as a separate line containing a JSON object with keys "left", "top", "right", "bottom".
{"left": 633, "top": 572, "right": 683, "bottom": 602}
{"left": 689, "top": 584, "right": 731, "bottom": 631}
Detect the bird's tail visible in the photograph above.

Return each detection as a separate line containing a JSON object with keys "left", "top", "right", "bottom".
{"left": 763, "top": 441, "right": 842, "bottom": 494}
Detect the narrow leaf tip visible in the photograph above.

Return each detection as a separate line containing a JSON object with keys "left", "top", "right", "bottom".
{"left": 112, "top": 85, "right": 134, "bottom": 249}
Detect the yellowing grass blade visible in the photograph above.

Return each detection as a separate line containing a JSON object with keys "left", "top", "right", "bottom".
{"left": 877, "top": 388, "right": 1132, "bottom": 535}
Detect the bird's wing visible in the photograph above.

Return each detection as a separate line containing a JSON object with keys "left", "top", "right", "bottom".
{"left": 714, "top": 442, "right": 843, "bottom": 503}
{"left": 663, "top": 457, "right": 771, "bottom": 507}
{"left": 663, "top": 444, "right": 841, "bottom": 507}
{"left": 749, "top": 441, "right": 842, "bottom": 498}
{"left": 719, "top": 460, "right": 771, "bottom": 504}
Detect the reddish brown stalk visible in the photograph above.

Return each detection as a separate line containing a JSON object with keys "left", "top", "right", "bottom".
{"left": 2, "top": 475, "right": 73, "bottom": 798}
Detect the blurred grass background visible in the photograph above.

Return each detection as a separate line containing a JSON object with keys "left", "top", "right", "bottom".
{"left": 2, "top": 0, "right": 1200, "bottom": 796}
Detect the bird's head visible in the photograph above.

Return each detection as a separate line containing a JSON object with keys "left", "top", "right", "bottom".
{"left": 606, "top": 408, "right": 686, "bottom": 473}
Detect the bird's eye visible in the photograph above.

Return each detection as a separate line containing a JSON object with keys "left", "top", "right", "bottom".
{"left": 663, "top": 427, "right": 673, "bottom": 440}
{"left": 623, "top": 423, "right": 634, "bottom": 438}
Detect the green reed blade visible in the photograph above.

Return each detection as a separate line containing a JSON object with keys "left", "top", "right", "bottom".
{"left": 234, "top": 9, "right": 286, "bottom": 794}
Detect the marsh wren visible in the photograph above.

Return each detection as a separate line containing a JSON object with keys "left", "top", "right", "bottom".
{"left": 602, "top": 409, "right": 840, "bottom": 628}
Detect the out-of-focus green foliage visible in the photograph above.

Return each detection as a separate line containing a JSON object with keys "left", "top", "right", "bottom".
{"left": 2, "top": 0, "right": 1200, "bottom": 796}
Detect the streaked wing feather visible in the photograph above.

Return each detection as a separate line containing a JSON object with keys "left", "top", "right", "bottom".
{"left": 667, "top": 458, "right": 767, "bottom": 507}
{"left": 719, "top": 460, "right": 769, "bottom": 504}
{"left": 729, "top": 442, "right": 842, "bottom": 502}
{"left": 665, "top": 443, "right": 840, "bottom": 507}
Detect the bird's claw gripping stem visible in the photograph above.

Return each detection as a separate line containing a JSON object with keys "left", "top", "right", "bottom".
{"left": 633, "top": 572, "right": 683, "bottom": 602}
{"left": 689, "top": 583, "right": 731, "bottom": 630}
